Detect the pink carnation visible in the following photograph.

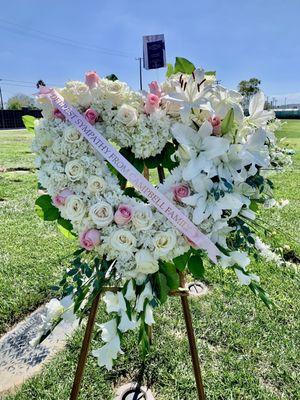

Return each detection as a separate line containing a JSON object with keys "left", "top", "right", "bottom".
{"left": 85, "top": 71, "right": 100, "bottom": 89}
{"left": 79, "top": 229, "right": 101, "bottom": 251}
{"left": 53, "top": 108, "right": 65, "bottom": 121}
{"left": 114, "top": 204, "right": 133, "bottom": 225}
{"left": 172, "top": 183, "right": 190, "bottom": 202}
{"left": 53, "top": 188, "right": 73, "bottom": 207}
{"left": 84, "top": 108, "right": 98, "bottom": 125}
{"left": 149, "top": 81, "right": 162, "bottom": 97}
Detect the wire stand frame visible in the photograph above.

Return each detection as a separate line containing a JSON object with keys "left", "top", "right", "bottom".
{"left": 70, "top": 166, "right": 206, "bottom": 400}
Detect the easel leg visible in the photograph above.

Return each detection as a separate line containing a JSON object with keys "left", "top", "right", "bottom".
{"left": 70, "top": 293, "right": 101, "bottom": 400}
{"left": 179, "top": 273, "right": 206, "bottom": 400}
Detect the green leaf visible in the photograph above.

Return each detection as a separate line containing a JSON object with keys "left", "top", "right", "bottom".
{"left": 173, "top": 250, "right": 191, "bottom": 272}
{"left": 221, "top": 108, "right": 234, "bottom": 135}
{"left": 22, "top": 115, "right": 36, "bottom": 133}
{"left": 105, "top": 73, "right": 118, "bottom": 81}
{"left": 174, "top": 57, "right": 195, "bottom": 74}
{"left": 35, "top": 194, "right": 59, "bottom": 221}
{"left": 161, "top": 142, "right": 178, "bottom": 171}
{"left": 154, "top": 272, "right": 169, "bottom": 304}
{"left": 188, "top": 255, "right": 204, "bottom": 279}
{"left": 166, "top": 63, "right": 174, "bottom": 77}
{"left": 159, "top": 262, "right": 180, "bottom": 290}
{"left": 249, "top": 200, "right": 258, "bottom": 212}
{"left": 144, "top": 154, "right": 161, "bottom": 169}
{"left": 205, "top": 71, "right": 216, "bottom": 76}
{"left": 57, "top": 218, "right": 76, "bottom": 239}
{"left": 119, "top": 147, "right": 144, "bottom": 173}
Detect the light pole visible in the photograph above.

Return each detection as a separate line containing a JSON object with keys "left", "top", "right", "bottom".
{"left": 135, "top": 57, "right": 143, "bottom": 91}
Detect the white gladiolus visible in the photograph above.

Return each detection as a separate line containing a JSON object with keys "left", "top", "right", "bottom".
{"left": 135, "top": 250, "right": 159, "bottom": 274}
{"left": 92, "top": 335, "right": 123, "bottom": 370}
{"left": 144, "top": 304, "right": 155, "bottom": 326}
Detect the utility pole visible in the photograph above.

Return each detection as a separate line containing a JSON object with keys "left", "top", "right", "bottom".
{"left": 135, "top": 57, "right": 143, "bottom": 91}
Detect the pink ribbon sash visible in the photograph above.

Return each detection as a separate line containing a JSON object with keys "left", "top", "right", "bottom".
{"left": 40, "top": 87, "right": 220, "bottom": 262}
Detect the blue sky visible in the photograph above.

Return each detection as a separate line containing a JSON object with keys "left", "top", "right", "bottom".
{"left": 1, "top": 0, "right": 300, "bottom": 105}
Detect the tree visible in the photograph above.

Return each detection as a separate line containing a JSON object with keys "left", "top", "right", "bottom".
{"left": 238, "top": 78, "right": 261, "bottom": 109}
{"left": 6, "top": 93, "right": 36, "bottom": 110}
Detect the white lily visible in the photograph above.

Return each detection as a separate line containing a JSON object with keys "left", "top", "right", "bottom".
{"left": 241, "top": 128, "right": 270, "bottom": 168}
{"left": 207, "top": 85, "right": 244, "bottom": 123}
{"left": 246, "top": 91, "right": 274, "bottom": 127}
{"left": 164, "top": 69, "right": 213, "bottom": 122}
{"left": 172, "top": 121, "right": 231, "bottom": 181}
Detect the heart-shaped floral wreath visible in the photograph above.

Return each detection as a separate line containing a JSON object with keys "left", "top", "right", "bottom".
{"left": 29, "top": 58, "right": 291, "bottom": 370}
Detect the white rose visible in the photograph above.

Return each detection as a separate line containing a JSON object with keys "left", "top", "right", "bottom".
{"left": 89, "top": 201, "right": 113, "bottom": 227}
{"left": 65, "top": 195, "right": 86, "bottom": 221}
{"left": 132, "top": 205, "right": 153, "bottom": 231}
{"left": 135, "top": 249, "right": 159, "bottom": 274}
{"left": 65, "top": 160, "right": 84, "bottom": 181}
{"left": 110, "top": 229, "right": 137, "bottom": 253}
{"left": 102, "top": 80, "right": 127, "bottom": 105}
{"left": 116, "top": 104, "right": 138, "bottom": 127}
{"left": 153, "top": 230, "right": 177, "bottom": 256}
{"left": 63, "top": 126, "right": 83, "bottom": 143}
{"left": 87, "top": 175, "right": 107, "bottom": 195}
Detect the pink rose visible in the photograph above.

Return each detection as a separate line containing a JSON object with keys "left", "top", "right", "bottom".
{"left": 208, "top": 116, "right": 221, "bottom": 136}
{"left": 84, "top": 108, "right": 98, "bottom": 125}
{"left": 149, "top": 81, "right": 162, "bottom": 97}
{"left": 114, "top": 204, "right": 133, "bottom": 225}
{"left": 53, "top": 188, "right": 74, "bottom": 207}
{"left": 144, "top": 93, "right": 160, "bottom": 114}
{"left": 172, "top": 183, "right": 190, "bottom": 202}
{"left": 53, "top": 108, "right": 65, "bottom": 121}
{"left": 85, "top": 71, "right": 100, "bottom": 89}
{"left": 79, "top": 229, "right": 101, "bottom": 251}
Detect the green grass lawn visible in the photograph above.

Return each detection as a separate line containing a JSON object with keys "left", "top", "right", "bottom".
{"left": 1, "top": 122, "right": 300, "bottom": 400}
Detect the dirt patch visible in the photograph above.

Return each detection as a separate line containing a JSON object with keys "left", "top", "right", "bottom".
{"left": 0, "top": 166, "right": 34, "bottom": 173}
